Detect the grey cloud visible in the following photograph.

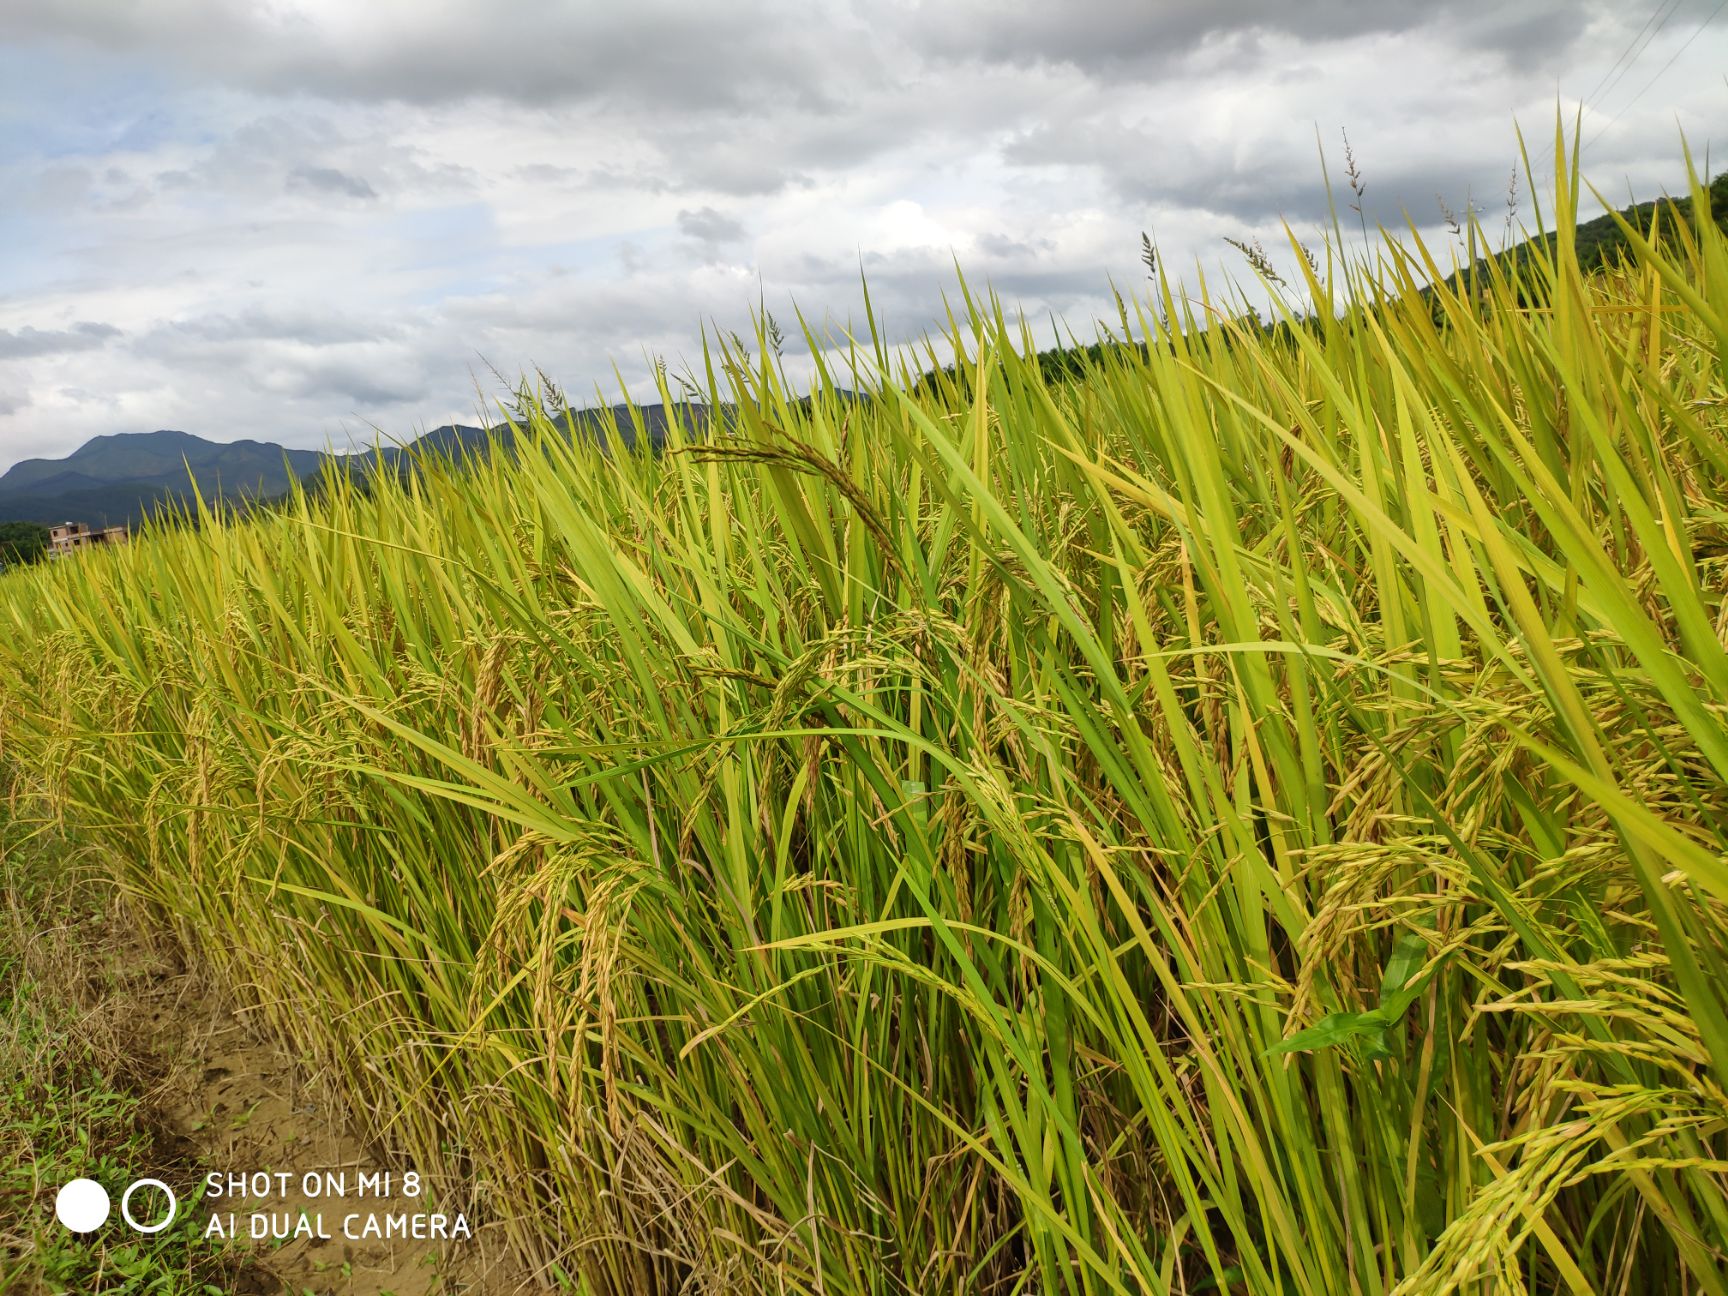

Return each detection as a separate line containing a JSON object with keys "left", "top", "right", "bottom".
{"left": 515, "top": 163, "right": 585, "bottom": 185}
{"left": 665, "top": 144, "right": 814, "bottom": 197}
{"left": 976, "top": 232, "right": 1053, "bottom": 259}
{"left": 1003, "top": 100, "right": 1538, "bottom": 231}
{"left": 119, "top": 310, "right": 427, "bottom": 417}
{"left": 285, "top": 358, "right": 423, "bottom": 407}
{"left": 3, "top": 0, "right": 1722, "bottom": 474}
{"left": 1, "top": 0, "right": 874, "bottom": 116}
{"left": 904, "top": 0, "right": 1588, "bottom": 77}
{"left": 152, "top": 334, "right": 427, "bottom": 409}
{"left": 642, "top": 91, "right": 958, "bottom": 195}
{"left": 286, "top": 164, "right": 377, "bottom": 201}
{"left": 848, "top": 257, "right": 1106, "bottom": 322}
{"left": 140, "top": 111, "right": 473, "bottom": 210}
{"left": 1452, "top": 4, "right": 1592, "bottom": 61}
{"left": 0, "top": 322, "right": 121, "bottom": 360}
{"left": 442, "top": 284, "right": 710, "bottom": 343}
{"left": 582, "top": 164, "right": 675, "bottom": 195}
{"left": 678, "top": 207, "right": 746, "bottom": 245}
{"left": 1, "top": 0, "right": 1592, "bottom": 111}
{"left": 588, "top": 146, "right": 812, "bottom": 198}
{"left": 1179, "top": 154, "right": 1529, "bottom": 231}
{"left": 33, "top": 165, "right": 93, "bottom": 208}
{"left": 145, "top": 309, "right": 396, "bottom": 351}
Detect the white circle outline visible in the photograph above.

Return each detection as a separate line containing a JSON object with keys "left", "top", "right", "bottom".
{"left": 120, "top": 1179, "right": 177, "bottom": 1234}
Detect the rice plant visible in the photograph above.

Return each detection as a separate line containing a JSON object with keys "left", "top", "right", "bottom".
{"left": 1, "top": 134, "right": 1725, "bottom": 1294}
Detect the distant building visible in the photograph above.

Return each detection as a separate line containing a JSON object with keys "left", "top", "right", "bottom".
{"left": 48, "top": 521, "right": 129, "bottom": 560}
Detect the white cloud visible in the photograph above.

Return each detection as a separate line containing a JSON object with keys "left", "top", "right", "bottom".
{"left": 0, "top": 0, "right": 1725, "bottom": 469}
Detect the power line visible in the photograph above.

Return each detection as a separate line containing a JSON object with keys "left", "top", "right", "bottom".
{"left": 1590, "top": 0, "right": 1683, "bottom": 112}
{"left": 1585, "top": 0, "right": 1728, "bottom": 150}
{"left": 1533, "top": 1, "right": 1677, "bottom": 181}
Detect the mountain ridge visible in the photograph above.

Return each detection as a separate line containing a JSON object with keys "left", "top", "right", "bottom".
{"left": 0, "top": 406, "right": 698, "bottom": 527}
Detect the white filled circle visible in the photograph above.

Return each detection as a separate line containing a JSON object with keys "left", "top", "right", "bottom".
{"left": 55, "top": 1178, "right": 111, "bottom": 1233}
{"left": 120, "top": 1179, "right": 177, "bottom": 1234}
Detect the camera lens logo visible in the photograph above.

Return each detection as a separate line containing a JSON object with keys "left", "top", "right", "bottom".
{"left": 122, "top": 1179, "right": 177, "bottom": 1233}
{"left": 55, "top": 1178, "right": 177, "bottom": 1235}
{"left": 54, "top": 1179, "right": 109, "bottom": 1234}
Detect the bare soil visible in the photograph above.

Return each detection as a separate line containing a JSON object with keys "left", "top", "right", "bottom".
{"left": 71, "top": 916, "right": 543, "bottom": 1296}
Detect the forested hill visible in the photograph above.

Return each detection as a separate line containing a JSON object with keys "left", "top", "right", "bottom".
{"left": 1445, "top": 168, "right": 1728, "bottom": 286}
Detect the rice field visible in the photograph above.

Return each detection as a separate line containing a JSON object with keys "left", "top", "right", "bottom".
{"left": 2, "top": 144, "right": 1726, "bottom": 1294}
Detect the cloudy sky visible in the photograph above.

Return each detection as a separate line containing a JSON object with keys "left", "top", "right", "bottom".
{"left": 1, "top": 0, "right": 1725, "bottom": 471}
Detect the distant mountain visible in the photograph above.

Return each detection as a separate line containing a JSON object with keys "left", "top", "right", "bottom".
{"left": 0, "top": 431, "right": 336, "bottom": 527}
{"left": 0, "top": 402, "right": 725, "bottom": 528}
{"left": 399, "top": 402, "right": 696, "bottom": 464}
{"left": 0, "top": 429, "right": 329, "bottom": 494}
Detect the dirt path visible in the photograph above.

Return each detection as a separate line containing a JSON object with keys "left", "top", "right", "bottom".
{"left": 82, "top": 924, "right": 541, "bottom": 1296}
